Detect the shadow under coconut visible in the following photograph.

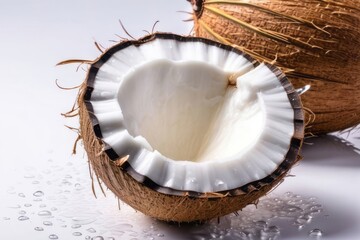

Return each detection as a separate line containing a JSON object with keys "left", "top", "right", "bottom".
{"left": 301, "top": 134, "right": 360, "bottom": 168}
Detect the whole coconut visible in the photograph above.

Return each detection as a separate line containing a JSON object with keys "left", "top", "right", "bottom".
{"left": 188, "top": 0, "right": 360, "bottom": 134}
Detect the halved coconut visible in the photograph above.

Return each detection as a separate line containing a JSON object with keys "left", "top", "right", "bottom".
{"left": 77, "top": 33, "right": 304, "bottom": 222}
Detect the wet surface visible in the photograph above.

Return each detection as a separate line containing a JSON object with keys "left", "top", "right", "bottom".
{"left": 2, "top": 132, "right": 360, "bottom": 239}
{"left": 1, "top": 151, "right": 328, "bottom": 240}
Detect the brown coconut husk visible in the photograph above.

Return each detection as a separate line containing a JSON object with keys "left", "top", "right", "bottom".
{"left": 79, "top": 95, "right": 301, "bottom": 222}
{"left": 78, "top": 86, "right": 302, "bottom": 222}
{"left": 189, "top": 0, "right": 360, "bottom": 134}
{"left": 71, "top": 33, "right": 304, "bottom": 222}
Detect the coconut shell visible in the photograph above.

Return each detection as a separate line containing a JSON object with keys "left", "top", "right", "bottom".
{"left": 189, "top": 0, "right": 360, "bottom": 134}
{"left": 79, "top": 91, "right": 302, "bottom": 222}
{"left": 79, "top": 99, "right": 297, "bottom": 222}
{"left": 75, "top": 33, "right": 304, "bottom": 222}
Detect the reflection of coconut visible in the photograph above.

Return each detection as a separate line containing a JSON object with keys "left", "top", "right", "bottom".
{"left": 188, "top": 0, "right": 360, "bottom": 134}
{"left": 71, "top": 33, "right": 303, "bottom": 222}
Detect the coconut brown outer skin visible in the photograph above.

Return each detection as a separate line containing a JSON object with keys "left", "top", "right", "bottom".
{"left": 79, "top": 96, "right": 294, "bottom": 222}
{"left": 192, "top": 0, "right": 360, "bottom": 134}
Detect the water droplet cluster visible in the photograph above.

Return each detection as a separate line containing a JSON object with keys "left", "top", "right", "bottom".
{"left": 2, "top": 154, "right": 325, "bottom": 240}
{"left": 186, "top": 191, "right": 324, "bottom": 240}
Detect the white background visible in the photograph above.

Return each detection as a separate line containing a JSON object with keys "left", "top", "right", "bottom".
{"left": 1, "top": 1, "right": 359, "bottom": 239}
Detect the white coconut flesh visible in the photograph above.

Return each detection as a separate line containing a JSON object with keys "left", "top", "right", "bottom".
{"left": 87, "top": 37, "right": 295, "bottom": 194}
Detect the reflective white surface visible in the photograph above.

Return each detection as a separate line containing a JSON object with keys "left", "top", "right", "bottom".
{"left": 1, "top": 1, "right": 360, "bottom": 239}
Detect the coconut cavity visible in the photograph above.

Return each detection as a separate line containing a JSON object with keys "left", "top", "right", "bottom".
{"left": 118, "top": 59, "right": 266, "bottom": 162}
{"left": 79, "top": 33, "right": 304, "bottom": 222}
{"left": 118, "top": 59, "right": 232, "bottom": 161}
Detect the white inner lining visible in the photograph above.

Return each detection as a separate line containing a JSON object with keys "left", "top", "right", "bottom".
{"left": 89, "top": 38, "right": 294, "bottom": 192}
{"left": 118, "top": 59, "right": 265, "bottom": 163}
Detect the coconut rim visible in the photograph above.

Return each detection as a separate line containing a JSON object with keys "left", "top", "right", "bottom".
{"left": 82, "top": 32, "right": 304, "bottom": 198}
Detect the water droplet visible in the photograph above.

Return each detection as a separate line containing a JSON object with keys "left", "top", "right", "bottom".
{"left": 287, "top": 199, "right": 303, "bottom": 205}
{"left": 40, "top": 204, "right": 47, "bottom": 208}
{"left": 32, "top": 180, "right": 40, "bottom": 184}
{"left": 255, "top": 220, "right": 267, "bottom": 228}
{"left": 298, "top": 225, "right": 305, "bottom": 230}
{"left": 72, "top": 224, "right": 82, "bottom": 229}
{"left": 33, "top": 191, "right": 44, "bottom": 197}
{"left": 267, "top": 226, "right": 280, "bottom": 234}
{"left": 107, "top": 238, "right": 115, "bottom": 240}
{"left": 157, "top": 233, "right": 165, "bottom": 237}
{"left": 18, "top": 193, "right": 26, "bottom": 198}
{"left": 51, "top": 207, "right": 58, "bottom": 211}
{"left": 85, "top": 236, "right": 91, "bottom": 240}
{"left": 34, "top": 227, "right": 44, "bottom": 231}
{"left": 210, "top": 232, "right": 218, "bottom": 238}
{"left": 18, "top": 216, "right": 29, "bottom": 221}
{"left": 43, "top": 221, "right": 53, "bottom": 226}
{"left": 62, "top": 179, "right": 72, "bottom": 186}
{"left": 61, "top": 225, "right": 67, "bottom": 228}
{"left": 309, "top": 196, "right": 317, "bottom": 201}
{"left": 285, "top": 191, "right": 293, "bottom": 197}
{"left": 71, "top": 216, "right": 96, "bottom": 225}
{"left": 309, "top": 209, "right": 323, "bottom": 215}
{"left": 19, "top": 210, "right": 27, "bottom": 215}
{"left": 215, "top": 179, "right": 225, "bottom": 187}
{"left": 33, "top": 198, "right": 43, "bottom": 202}
{"left": 309, "top": 229, "right": 323, "bottom": 237}
{"left": 295, "top": 215, "right": 312, "bottom": 225}
{"left": 91, "top": 237, "right": 104, "bottom": 240}
{"left": 24, "top": 203, "right": 32, "bottom": 207}
{"left": 87, "top": 228, "right": 96, "bottom": 233}
{"left": 49, "top": 234, "right": 59, "bottom": 239}
{"left": 188, "top": 178, "right": 197, "bottom": 183}
{"left": 75, "top": 183, "right": 84, "bottom": 190}
{"left": 311, "top": 204, "right": 322, "bottom": 209}
{"left": 284, "top": 205, "right": 302, "bottom": 213}
{"left": 38, "top": 210, "right": 52, "bottom": 217}
{"left": 73, "top": 232, "right": 82, "bottom": 236}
